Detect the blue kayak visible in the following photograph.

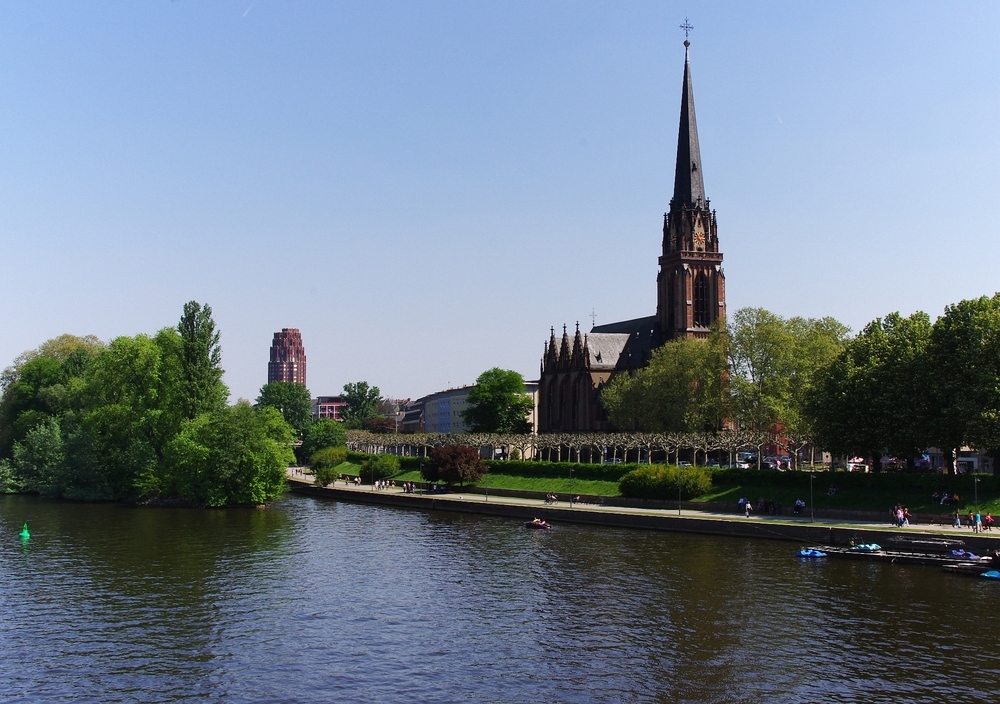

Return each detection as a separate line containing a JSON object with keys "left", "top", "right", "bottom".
{"left": 798, "top": 549, "right": 827, "bottom": 558}
{"left": 981, "top": 570, "right": 1000, "bottom": 580}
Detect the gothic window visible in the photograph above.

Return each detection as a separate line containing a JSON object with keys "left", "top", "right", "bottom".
{"left": 667, "top": 272, "right": 676, "bottom": 331}
{"left": 694, "top": 271, "right": 710, "bottom": 327}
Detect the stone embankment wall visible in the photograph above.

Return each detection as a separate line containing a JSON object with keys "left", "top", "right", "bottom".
{"left": 288, "top": 480, "right": 1000, "bottom": 552}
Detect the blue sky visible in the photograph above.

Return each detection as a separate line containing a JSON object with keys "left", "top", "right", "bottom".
{"left": 1, "top": 1, "right": 998, "bottom": 402}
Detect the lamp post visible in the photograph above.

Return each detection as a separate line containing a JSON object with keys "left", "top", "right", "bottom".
{"left": 484, "top": 465, "right": 489, "bottom": 502}
{"left": 810, "top": 473, "right": 815, "bottom": 523}
{"left": 975, "top": 475, "right": 979, "bottom": 512}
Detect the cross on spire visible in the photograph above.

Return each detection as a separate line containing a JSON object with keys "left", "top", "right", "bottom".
{"left": 680, "top": 17, "right": 694, "bottom": 39}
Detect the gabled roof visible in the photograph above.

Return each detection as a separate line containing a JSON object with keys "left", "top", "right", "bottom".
{"left": 585, "top": 333, "right": 631, "bottom": 370}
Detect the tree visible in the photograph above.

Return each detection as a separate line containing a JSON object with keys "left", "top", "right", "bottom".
{"left": 926, "top": 295, "right": 1000, "bottom": 471}
{"left": 362, "top": 454, "right": 400, "bottom": 483}
{"left": 256, "top": 381, "right": 313, "bottom": 434}
{"left": 177, "top": 301, "right": 228, "bottom": 419}
{"left": 341, "top": 381, "right": 382, "bottom": 428}
{"left": 728, "top": 308, "right": 850, "bottom": 434}
{"left": 462, "top": 368, "right": 533, "bottom": 434}
{"left": 808, "top": 312, "right": 931, "bottom": 472}
{"left": 422, "top": 445, "right": 486, "bottom": 485}
{"left": 164, "top": 403, "right": 293, "bottom": 506}
{"left": 602, "top": 325, "right": 728, "bottom": 433}
{"left": 362, "top": 415, "right": 396, "bottom": 434}
{"left": 300, "top": 419, "right": 347, "bottom": 461}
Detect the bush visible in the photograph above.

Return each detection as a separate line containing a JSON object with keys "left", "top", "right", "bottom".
{"left": 423, "top": 446, "right": 486, "bottom": 485}
{"left": 482, "top": 459, "right": 634, "bottom": 482}
{"left": 361, "top": 454, "right": 401, "bottom": 483}
{"left": 346, "top": 451, "right": 423, "bottom": 471}
{"left": 619, "top": 465, "right": 713, "bottom": 501}
{"left": 311, "top": 446, "right": 348, "bottom": 487}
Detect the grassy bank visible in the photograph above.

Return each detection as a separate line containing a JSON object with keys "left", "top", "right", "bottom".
{"left": 328, "top": 453, "right": 1000, "bottom": 516}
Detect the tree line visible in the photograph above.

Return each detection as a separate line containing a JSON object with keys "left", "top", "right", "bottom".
{"left": 600, "top": 298, "right": 1000, "bottom": 473}
{"left": 0, "top": 302, "right": 294, "bottom": 504}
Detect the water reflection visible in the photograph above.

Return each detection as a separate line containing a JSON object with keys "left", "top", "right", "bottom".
{"left": 1, "top": 494, "right": 999, "bottom": 703}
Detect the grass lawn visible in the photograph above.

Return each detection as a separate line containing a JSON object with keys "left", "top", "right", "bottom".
{"left": 391, "top": 470, "right": 619, "bottom": 496}
{"left": 361, "top": 466, "right": 1000, "bottom": 517}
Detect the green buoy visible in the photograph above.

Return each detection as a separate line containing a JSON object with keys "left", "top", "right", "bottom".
{"left": 19, "top": 522, "right": 30, "bottom": 539}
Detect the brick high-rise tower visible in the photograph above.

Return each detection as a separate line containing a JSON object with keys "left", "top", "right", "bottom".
{"left": 268, "top": 329, "right": 307, "bottom": 386}
{"left": 656, "top": 38, "right": 726, "bottom": 339}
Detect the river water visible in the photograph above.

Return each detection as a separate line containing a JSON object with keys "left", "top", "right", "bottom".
{"left": 1, "top": 494, "right": 997, "bottom": 703}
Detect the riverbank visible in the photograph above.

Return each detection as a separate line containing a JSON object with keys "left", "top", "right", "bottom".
{"left": 286, "top": 474, "right": 1000, "bottom": 552}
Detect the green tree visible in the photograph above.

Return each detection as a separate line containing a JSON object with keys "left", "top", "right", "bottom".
{"left": 341, "top": 381, "right": 382, "bottom": 428}
{"left": 603, "top": 325, "right": 728, "bottom": 432}
{"left": 165, "top": 403, "right": 293, "bottom": 506}
{"left": 177, "top": 301, "right": 228, "bottom": 419}
{"left": 256, "top": 381, "right": 313, "bottom": 434}
{"left": 311, "top": 446, "right": 348, "bottom": 486}
{"left": 462, "top": 368, "right": 533, "bottom": 433}
{"left": 11, "top": 416, "right": 65, "bottom": 495}
{"left": 361, "top": 454, "right": 400, "bottom": 483}
{"left": 808, "top": 312, "right": 931, "bottom": 472}
{"left": 300, "top": 418, "right": 347, "bottom": 461}
{"left": 927, "top": 295, "right": 1000, "bottom": 471}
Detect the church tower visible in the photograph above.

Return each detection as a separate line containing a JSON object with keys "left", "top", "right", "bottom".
{"left": 656, "top": 39, "right": 726, "bottom": 339}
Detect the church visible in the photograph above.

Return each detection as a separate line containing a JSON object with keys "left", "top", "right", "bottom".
{"left": 538, "top": 38, "right": 726, "bottom": 433}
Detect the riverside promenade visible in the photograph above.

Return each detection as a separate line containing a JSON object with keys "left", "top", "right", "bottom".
{"left": 286, "top": 471, "right": 1000, "bottom": 552}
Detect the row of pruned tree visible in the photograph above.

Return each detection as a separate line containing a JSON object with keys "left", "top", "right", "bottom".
{"left": 346, "top": 428, "right": 809, "bottom": 468}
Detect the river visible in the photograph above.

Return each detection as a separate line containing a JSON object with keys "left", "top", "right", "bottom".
{"left": 1, "top": 494, "right": 997, "bottom": 702}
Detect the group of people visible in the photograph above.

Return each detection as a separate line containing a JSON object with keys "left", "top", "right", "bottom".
{"left": 891, "top": 504, "right": 913, "bottom": 527}
{"left": 401, "top": 482, "right": 418, "bottom": 493}
{"left": 958, "top": 510, "right": 995, "bottom": 532}
{"left": 932, "top": 491, "right": 961, "bottom": 506}
{"left": 793, "top": 498, "right": 807, "bottom": 514}
{"left": 341, "top": 474, "right": 362, "bottom": 487}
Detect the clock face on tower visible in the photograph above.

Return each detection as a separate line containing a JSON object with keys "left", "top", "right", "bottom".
{"left": 694, "top": 231, "right": 705, "bottom": 249}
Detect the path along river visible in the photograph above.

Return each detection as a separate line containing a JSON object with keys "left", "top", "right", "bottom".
{"left": 2, "top": 493, "right": 998, "bottom": 703}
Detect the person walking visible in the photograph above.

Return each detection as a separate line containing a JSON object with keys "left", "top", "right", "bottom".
{"left": 745, "top": 501, "right": 753, "bottom": 518}
{"left": 975, "top": 511, "right": 983, "bottom": 534}
{"left": 954, "top": 510, "right": 962, "bottom": 528}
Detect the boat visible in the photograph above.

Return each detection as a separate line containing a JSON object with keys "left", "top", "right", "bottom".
{"left": 798, "top": 548, "right": 827, "bottom": 558}
{"left": 524, "top": 519, "right": 552, "bottom": 530}
{"left": 981, "top": 570, "right": 1000, "bottom": 580}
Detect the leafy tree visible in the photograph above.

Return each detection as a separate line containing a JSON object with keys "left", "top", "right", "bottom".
{"left": 603, "top": 324, "right": 728, "bottom": 433}
{"left": 11, "top": 416, "right": 65, "bottom": 495}
{"left": 341, "top": 381, "right": 382, "bottom": 428}
{"left": 728, "top": 309, "right": 849, "bottom": 435}
{"left": 362, "top": 415, "right": 396, "bottom": 434}
{"left": 361, "top": 454, "right": 400, "bottom": 483}
{"left": 165, "top": 403, "right": 293, "bottom": 506}
{"left": 177, "top": 301, "right": 228, "bottom": 419}
{"left": 422, "top": 445, "right": 486, "bottom": 485}
{"left": 926, "top": 295, "right": 1000, "bottom": 471}
{"left": 300, "top": 419, "right": 347, "bottom": 461}
{"left": 311, "top": 446, "right": 348, "bottom": 487}
{"left": 256, "top": 381, "right": 313, "bottom": 434}
{"left": 462, "top": 368, "right": 533, "bottom": 433}
{"left": 808, "top": 312, "right": 931, "bottom": 471}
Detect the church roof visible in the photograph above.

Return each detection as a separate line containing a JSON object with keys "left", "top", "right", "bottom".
{"left": 585, "top": 333, "right": 631, "bottom": 370}
{"left": 672, "top": 40, "right": 706, "bottom": 207}
{"left": 587, "top": 315, "right": 663, "bottom": 371}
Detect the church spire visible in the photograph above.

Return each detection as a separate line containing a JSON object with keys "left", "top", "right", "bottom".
{"left": 672, "top": 38, "right": 706, "bottom": 207}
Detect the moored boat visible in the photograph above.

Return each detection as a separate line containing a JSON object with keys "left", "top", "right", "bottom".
{"left": 798, "top": 548, "right": 827, "bottom": 558}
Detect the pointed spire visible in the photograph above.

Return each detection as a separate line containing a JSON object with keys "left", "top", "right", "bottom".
{"left": 672, "top": 39, "right": 706, "bottom": 207}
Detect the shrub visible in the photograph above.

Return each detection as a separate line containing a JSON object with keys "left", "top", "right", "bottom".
{"left": 619, "top": 465, "right": 712, "bottom": 501}
{"left": 312, "top": 446, "right": 348, "bottom": 487}
{"left": 361, "top": 454, "right": 401, "bottom": 483}
{"left": 423, "top": 446, "right": 486, "bottom": 485}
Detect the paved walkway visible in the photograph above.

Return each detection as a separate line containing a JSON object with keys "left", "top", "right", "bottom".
{"left": 286, "top": 469, "right": 996, "bottom": 539}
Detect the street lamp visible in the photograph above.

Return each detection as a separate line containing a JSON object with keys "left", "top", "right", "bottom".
{"left": 484, "top": 465, "right": 489, "bottom": 502}
{"left": 810, "top": 473, "right": 815, "bottom": 523}
{"left": 975, "top": 475, "right": 980, "bottom": 512}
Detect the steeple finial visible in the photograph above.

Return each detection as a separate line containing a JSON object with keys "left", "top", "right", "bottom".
{"left": 671, "top": 23, "right": 706, "bottom": 208}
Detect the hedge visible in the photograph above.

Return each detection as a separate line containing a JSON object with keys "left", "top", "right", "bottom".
{"left": 619, "top": 465, "right": 713, "bottom": 501}
{"left": 709, "top": 469, "right": 1000, "bottom": 493}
